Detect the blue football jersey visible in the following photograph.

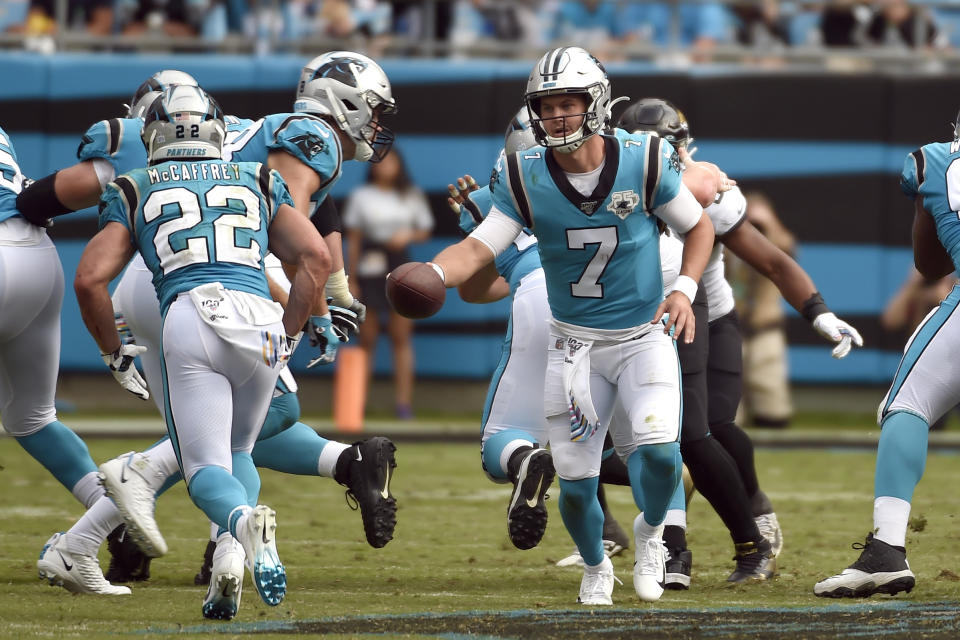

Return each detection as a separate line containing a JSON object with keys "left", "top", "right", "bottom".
{"left": 489, "top": 130, "right": 683, "bottom": 329}
{"left": 99, "top": 160, "right": 293, "bottom": 314}
{"left": 77, "top": 117, "right": 148, "bottom": 177}
{"left": 460, "top": 160, "right": 541, "bottom": 291}
{"left": 902, "top": 141, "right": 960, "bottom": 272}
{"left": 0, "top": 126, "right": 26, "bottom": 223}
{"left": 223, "top": 113, "right": 342, "bottom": 216}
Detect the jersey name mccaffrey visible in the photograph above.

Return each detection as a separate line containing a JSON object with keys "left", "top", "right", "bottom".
{"left": 147, "top": 163, "right": 241, "bottom": 184}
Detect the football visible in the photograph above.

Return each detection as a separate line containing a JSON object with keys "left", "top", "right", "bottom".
{"left": 385, "top": 262, "right": 446, "bottom": 319}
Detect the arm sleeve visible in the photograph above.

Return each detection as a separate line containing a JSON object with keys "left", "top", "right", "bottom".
{"left": 652, "top": 184, "right": 703, "bottom": 235}
{"left": 468, "top": 206, "right": 523, "bottom": 257}
{"left": 901, "top": 148, "right": 924, "bottom": 198}
{"left": 310, "top": 195, "right": 342, "bottom": 236}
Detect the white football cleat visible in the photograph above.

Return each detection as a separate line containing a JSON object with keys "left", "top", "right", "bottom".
{"left": 235, "top": 505, "right": 285, "bottom": 606}
{"left": 755, "top": 512, "right": 783, "bottom": 558}
{"left": 577, "top": 555, "right": 620, "bottom": 605}
{"left": 98, "top": 452, "right": 167, "bottom": 558}
{"left": 37, "top": 533, "right": 131, "bottom": 595}
{"left": 633, "top": 514, "right": 666, "bottom": 602}
{"left": 202, "top": 536, "right": 245, "bottom": 620}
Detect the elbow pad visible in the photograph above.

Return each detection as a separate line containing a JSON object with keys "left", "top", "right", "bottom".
{"left": 15, "top": 173, "right": 74, "bottom": 226}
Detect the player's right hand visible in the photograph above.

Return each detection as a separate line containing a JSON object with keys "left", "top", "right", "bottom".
{"left": 348, "top": 297, "right": 367, "bottom": 324}
{"left": 101, "top": 344, "right": 149, "bottom": 400}
{"left": 447, "top": 175, "right": 483, "bottom": 234}
{"left": 652, "top": 291, "right": 696, "bottom": 343}
{"left": 306, "top": 314, "right": 340, "bottom": 368}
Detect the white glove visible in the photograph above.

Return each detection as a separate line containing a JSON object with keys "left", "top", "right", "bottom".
{"left": 813, "top": 312, "right": 864, "bottom": 359}
{"left": 101, "top": 344, "right": 149, "bottom": 400}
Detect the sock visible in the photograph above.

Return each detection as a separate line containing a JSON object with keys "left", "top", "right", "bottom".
{"left": 228, "top": 505, "right": 254, "bottom": 540}
{"left": 482, "top": 428, "right": 538, "bottom": 481}
{"left": 257, "top": 393, "right": 301, "bottom": 441}
{"left": 626, "top": 443, "right": 681, "bottom": 526}
{"left": 187, "top": 466, "right": 250, "bottom": 532}
{"left": 682, "top": 435, "right": 761, "bottom": 544}
{"left": 333, "top": 444, "right": 360, "bottom": 486}
{"left": 663, "top": 523, "right": 687, "bottom": 550}
{"left": 71, "top": 471, "right": 106, "bottom": 508}
{"left": 156, "top": 472, "right": 183, "bottom": 497}
{"left": 598, "top": 449, "right": 631, "bottom": 486}
{"left": 65, "top": 496, "right": 124, "bottom": 556}
{"left": 709, "top": 422, "right": 760, "bottom": 498}
{"left": 231, "top": 452, "right": 260, "bottom": 506}
{"left": 143, "top": 438, "right": 182, "bottom": 484}
{"left": 750, "top": 489, "right": 775, "bottom": 517}
{"left": 318, "top": 440, "right": 350, "bottom": 478}
{"left": 874, "top": 496, "right": 911, "bottom": 548}
{"left": 253, "top": 422, "right": 332, "bottom": 476}
{"left": 558, "top": 476, "right": 605, "bottom": 567}
{"left": 210, "top": 521, "right": 220, "bottom": 542}
{"left": 506, "top": 446, "right": 536, "bottom": 484}
{"left": 15, "top": 421, "right": 98, "bottom": 499}
{"left": 875, "top": 411, "right": 929, "bottom": 502}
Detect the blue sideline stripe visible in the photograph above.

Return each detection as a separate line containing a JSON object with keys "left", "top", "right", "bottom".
{"left": 788, "top": 346, "right": 903, "bottom": 384}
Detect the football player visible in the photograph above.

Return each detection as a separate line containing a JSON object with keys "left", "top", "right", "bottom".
{"left": 43, "top": 85, "right": 329, "bottom": 618}
{"left": 618, "top": 98, "right": 863, "bottom": 588}
{"left": 420, "top": 47, "right": 719, "bottom": 605}
{"left": 22, "top": 64, "right": 398, "bottom": 604}
{"left": 813, "top": 109, "right": 960, "bottom": 599}
{"left": 0, "top": 127, "right": 117, "bottom": 579}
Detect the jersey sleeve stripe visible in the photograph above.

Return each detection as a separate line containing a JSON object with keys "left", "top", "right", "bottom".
{"left": 113, "top": 176, "right": 139, "bottom": 232}
{"left": 912, "top": 149, "right": 926, "bottom": 187}
{"left": 643, "top": 135, "right": 662, "bottom": 212}
{"left": 506, "top": 152, "right": 534, "bottom": 229}
{"left": 108, "top": 119, "right": 122, "bottom": 156}
{"left": 720, "top": 211, "right": 747, "bottom": 238}
{"left": 258, "top": 163, "right": 273, "bottom": 218}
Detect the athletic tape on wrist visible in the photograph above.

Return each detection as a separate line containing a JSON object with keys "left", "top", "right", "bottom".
{"left": 670, "top": 275, "right": 698, "bottom": 305}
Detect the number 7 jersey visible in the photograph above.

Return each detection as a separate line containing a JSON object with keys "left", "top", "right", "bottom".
{"left": 489, "top": 130, "right": 684, "bottom": 330}
{"left": 99, "top": 160, "right": 293, "bottom": 314}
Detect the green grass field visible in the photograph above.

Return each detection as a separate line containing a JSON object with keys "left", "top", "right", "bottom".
{"left": 2, "top": 425, "right": 960, "bottom": 638}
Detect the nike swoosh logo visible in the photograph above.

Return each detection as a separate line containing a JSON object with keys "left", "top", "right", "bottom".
{"left": 262, "top": 525, "right": 270, "bottom": 545}
{"left": 525, "top": 475, "right": 544, "bottom": 509}
{"left": 120, "top": 464, "right": 128, "bottom": 483}
{"left": 355, "top": 450, "right": 363, "bottom": 462}
{"left": 380, "top": 464, "right": 391, "bottom": 499}
{"left": 57, "top": 551, "right": 73, "bottom": 571}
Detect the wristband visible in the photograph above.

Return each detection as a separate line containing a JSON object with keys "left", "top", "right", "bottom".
{"left": 801, "top": 292, "right": 831, "bottom": 323}
{"left": 427, "top": 261, "right": 446, "bottom": 284}
{"left": 670, "top": 275, "right": 698, "bottom": 305}
{"left": 324, "top": 268, "right": 354, "bottom": 308}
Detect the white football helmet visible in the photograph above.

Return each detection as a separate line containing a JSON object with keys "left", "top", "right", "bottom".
{"left": 294, "top": 51, "right": 397, "bottom": 163}
{"left": 504, "top": 107, "right": 538, "bottom": 155}
{"left": 525, "top": 47, "right": 613, "bottom": 153}
{"left": 127, "top": 69, "right": 199, "bottom": 119}
{"left": 141, "top": 86, "right": 225, "bottom": 165}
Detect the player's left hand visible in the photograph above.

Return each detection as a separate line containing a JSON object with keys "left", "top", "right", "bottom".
{"left": 652, "top": 291, "right": 696, "bottom": 343}
{"left": 813, "top": 312, "right": 864, "bottom": 359}
{"left": 101, "top": 344, "right": 149, "bottom": 400}
{"left": 306, "top": 314, "right": 341, "bottom": 368}
{"left": 348, "top": 297, "right": 367, "bottom": 324}
{"left": 329, "top": 302, "right": 359, "bottom": 341}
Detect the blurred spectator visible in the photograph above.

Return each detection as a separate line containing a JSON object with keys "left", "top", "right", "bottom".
{"left": 282, "top": 0, "right": 391, "bottom": 53}
{"left": 881, "top": 267, "right": 959, "bottom": 429}
{"left": 731, "top": 0, "right": 790, "bottom": 47}
{"left": 116, "top": 0, "right": 209, "bottom": 37}
{"left": 344, "top": 148, "right": 434, "bottom": 420}
{"left": 726, "top": 192, "right": 794, "bottom": 428}
{"left": 863, "top": 0, "right": 943, "bottom": 48}
{"left": 10, "top": 0, "right": 112, "bottom": 35}
{"left": 449, "top": 0, "right": 544, "bottom": 52}
{"left": 618, "top": 1, "right": 732, "bottom": 59}
{"left": 391, "top": 0, "right": 453, "bottom": 44}
{"left": 550, "top": 0, "right": 619, "bottom": 55}
{"left": 820, "top": 0, "right": 871, "bottom": 46}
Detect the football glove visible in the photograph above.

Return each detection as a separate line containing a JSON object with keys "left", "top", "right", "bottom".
{"left": 813, "top": 312, "right": 864, "bottom": 359}
{"left": 101, "top": 344, "right": 149, "bottom": 400}
{"left": 277, "top": 332, "right": 302, "bottom": 369}
{"left": 328, "top": 299, "right": 360, "bottom": 340}
{"left": 348, "top": 297, "right": 367, "bottom": 325}
{"left": 306, "top": 314, "right": 341, "bottom": 368}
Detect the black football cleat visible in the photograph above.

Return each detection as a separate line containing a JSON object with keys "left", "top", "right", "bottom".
{"left": 105, "top": 525, "right": 151, "bottom": 583}
{"left": 344, "top": 437, "right": 398, "bottom": 548}
{"left": 814, "top": 533, "right": 915, "bottom": 598}
{"left": 664, "top": 547, "right": 693, "bottom": 590}
{"left": 507, "top": 448, "right": 555, "bottom": 550}
{"left": 193, "top": 539, "right": 216, "bottom": 586}
{"left": 727, "top": 539, "right": 776, "bottom": 584}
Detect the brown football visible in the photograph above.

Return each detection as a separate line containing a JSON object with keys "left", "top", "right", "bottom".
{"left": 385, "top": 262, "right": 446, "bottom": 319}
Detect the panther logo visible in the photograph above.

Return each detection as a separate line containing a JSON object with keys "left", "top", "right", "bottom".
{"left": 289, "top": 133, "right": 326, "bottom": 159}
{"left": 310, "top": 58, "right": 367, "bottom": 88}
{"left": 606, "top": 190, "right": 640, "bottom": 219}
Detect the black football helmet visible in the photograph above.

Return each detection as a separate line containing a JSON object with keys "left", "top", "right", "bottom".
{"left": 616, "top": 98, "right": 691, "bottom": 149}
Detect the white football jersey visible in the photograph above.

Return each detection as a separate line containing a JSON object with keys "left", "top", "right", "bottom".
{"left": 659, "top": 185, "right": 747, "bottom": 321}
